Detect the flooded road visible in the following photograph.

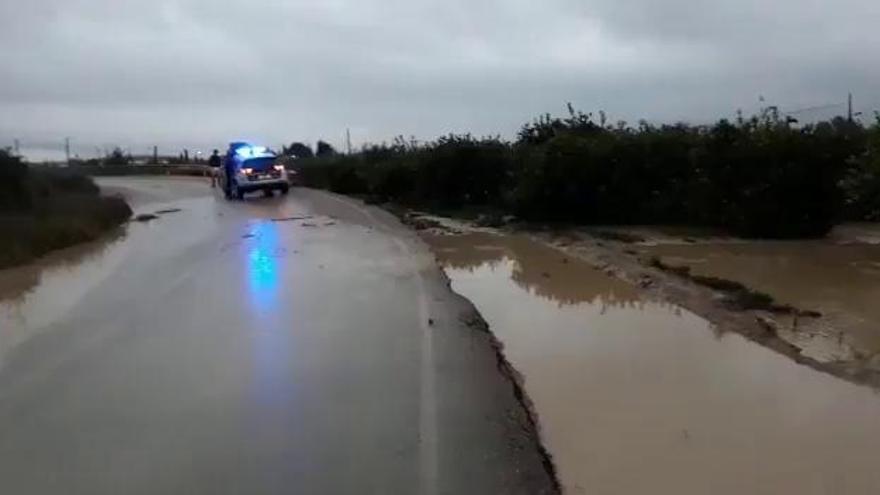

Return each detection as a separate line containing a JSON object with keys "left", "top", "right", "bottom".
{"left": 642, "top": 241, "right": 880, "bottom": 358}
{"left": 426, "top": 233, "right": 880, "bottom": 495}
{"left": 0, "top": 178, "right": 555, "bottom": 495}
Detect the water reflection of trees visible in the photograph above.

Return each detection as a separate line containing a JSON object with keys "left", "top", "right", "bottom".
{"left": 428, "top": 233, "right": 654, "bottom": 310}
{"left": 0, "top": 228, "right": 126, "bottom": 303}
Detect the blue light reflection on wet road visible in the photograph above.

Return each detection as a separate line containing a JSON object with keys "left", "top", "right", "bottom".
{"left": 246, "top": 221, "right": 281, "bottom": 314}
{"left": 244, "top": 221, "right": 292, "bottom": 408}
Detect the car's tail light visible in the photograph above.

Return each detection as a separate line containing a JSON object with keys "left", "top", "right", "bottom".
{"left": 242, "top": 167, "right": 253, "bottom": 175}
{"left": 274, "top": 164, "right": 285, "bottom": 171}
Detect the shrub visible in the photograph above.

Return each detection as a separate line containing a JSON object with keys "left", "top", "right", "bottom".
{"left": 691, "top": 116, "right": 854, "bottom": 237}
{"left": 414, "top": 135, "right": 511, "bottom": 209}
{"left": 298, "top": 107, "right": 876, "bottom": 238}
{"left": 0, "top": 148, "right": 31, "bottom": 211}
{"left": 298, "top": 155, "right": 368, "bottom": 194}
{"left": 0, "top": 157, "right": 132, "bottom": 268}
{"left": 104, "top": 147, "right": 131, "bottom": 166}
{"left": 316, "top": 140, "right": 337, "bottom": 157}
{"left": 284, "top": 142, "right": 314, "bottom": 159}
{"left": 842, "top": 116, "right": 880, "bottom": 221}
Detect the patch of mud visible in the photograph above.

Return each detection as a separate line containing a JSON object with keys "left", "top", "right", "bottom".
{"left": 581, "top": 225, "right": 732, "bottom": 246}
{"left": 133, "top": 213, "right": 159, "bottom": 222}
{"left": 397, "top": 210, "right": 503, "bottom": 236}
{"left": 641, "top": 241, "right": 880, "bottom": 360}
{"left": 589, "top": 229, "right": 646, "bottom": 244}
{"left": 271, "top": 215, "right": 313, "bottom": 222}
{"left": 423, "top": 232, "right": 880, "bottom": 494}
{"left": 270, "top": 215, "right": 339, "bottom": 229}
{"left": 647, "top": 256, "right": 821, "bottom": 316}
{"left": 154, "top": 208, "right": 182, "bottom": 215}
{"left": 830, "top": 222, "right": 880, "bottom": 245}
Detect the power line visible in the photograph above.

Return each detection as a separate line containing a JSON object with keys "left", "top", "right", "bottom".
{"left": 782, "top": 102, "right": 845, "bottom": 116}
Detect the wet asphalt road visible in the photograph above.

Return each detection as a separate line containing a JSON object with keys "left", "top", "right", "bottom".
{"left": 0, "top": 177, "right": 555, "bottom": 495}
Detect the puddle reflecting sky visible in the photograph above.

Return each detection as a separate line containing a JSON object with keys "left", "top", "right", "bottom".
{"left": 0, "top": 195, "right": 218, "bottom": 368}
{"left": 425, "top": 233, "right": 880, "bottom": 495}
{"left": 0, "top": 229, "right": 131, "bottom": 365}
{"left": 429, "top": 233, "right": 643, "bottom": 310}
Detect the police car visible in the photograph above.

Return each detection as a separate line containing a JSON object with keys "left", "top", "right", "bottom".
{"left": 223, "top": 143, "right": 290, "bottom": 199}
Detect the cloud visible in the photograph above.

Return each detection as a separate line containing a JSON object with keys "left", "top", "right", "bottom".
{"left": 1, "top": 0, "right": 879, "bottom": 157}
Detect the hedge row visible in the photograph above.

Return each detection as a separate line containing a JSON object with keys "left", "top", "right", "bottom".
{"left": 298, "top": 110, "right": 879, "bottom": 238}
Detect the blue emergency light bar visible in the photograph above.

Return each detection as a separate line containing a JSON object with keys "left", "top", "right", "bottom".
{"left": 234, "top": 145, "right": 274, "bottom": 158}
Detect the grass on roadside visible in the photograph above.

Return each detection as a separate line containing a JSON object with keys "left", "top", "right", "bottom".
{"left": 1, "top": 153, "right": 132, "bottom": 269}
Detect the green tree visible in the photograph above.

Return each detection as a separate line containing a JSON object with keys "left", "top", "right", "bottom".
{"left": 284, "top": 142, "right": 314, "bottom": 158}
{"left": 104, "top": 147, "right": 131, "bottom": 166}
{"left": 0, "top": 148, "right": 30, "bottom": 210}
{"left": 316, "top": 140, "right": 337, "bottom": 157}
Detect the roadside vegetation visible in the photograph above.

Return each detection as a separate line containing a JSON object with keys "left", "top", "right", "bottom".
{"left": 0, "top": 149, "right": 131, "bottom": 268}
{"left": 295, "top": 107, "right": 880, "bottom": 238}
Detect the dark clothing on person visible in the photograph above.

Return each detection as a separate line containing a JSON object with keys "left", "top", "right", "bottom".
{"left": 224, "top": 154, "right": 235, "bottom": 197}
{"left": 207, "top": 151, "right": 222, "bottom": 188}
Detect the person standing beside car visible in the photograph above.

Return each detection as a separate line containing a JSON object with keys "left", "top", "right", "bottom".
{"left": 223, "top": 146, "right": 237, "bottom": 198}
{"left": 208, "top": 149, "right": 221, "bottom": 188}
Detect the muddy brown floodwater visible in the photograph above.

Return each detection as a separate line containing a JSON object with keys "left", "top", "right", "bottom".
{"left": 425, "top": 232, "right": 880, "bottom": 495}
{"left": 642, "top": 241, "right": 880, "bottom": 360}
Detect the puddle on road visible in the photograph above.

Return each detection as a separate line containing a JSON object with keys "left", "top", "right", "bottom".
{"left": 0, "top": 231, "right": 131, "bottom": 363}
{"left": 425, "top": 232, "right": 880, "bottom": 495}
{"left": 0, "top": 192, "right": 218, "bottom": 367}
{"left": 642, "top": 242, "right": 880, "bottom": 358}
{"left": 431, "top": 233, "right": 640, "bottom": 308}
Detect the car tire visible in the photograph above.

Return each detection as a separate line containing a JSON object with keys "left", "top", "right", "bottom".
{"left": 234, "top": 184, "right": 245, "bottom": 200}
{"left": 280, "top": 185, "right": 290, "bottom": 195}
{"left": 263, "top": 189, "right": 274, "bottom": 198}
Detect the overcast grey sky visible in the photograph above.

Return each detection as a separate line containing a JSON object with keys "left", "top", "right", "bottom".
{"left": 2, "top": 0, "right": 879, "bottom": 158}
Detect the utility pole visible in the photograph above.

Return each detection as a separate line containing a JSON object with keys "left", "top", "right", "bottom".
{"left": 64, "top": 137, "right": 71, "bottom": 165}
{"left": 848, "top": 92, "right": 853, "bottom": 122}
{"left": 153, "top": 146, "right": 158, "bottom": 164}
{"left": 13, "top": 139, "right": 19, "bottom": 155}
{"left": 346, "top": 128, "right": 352, "bottom": 155}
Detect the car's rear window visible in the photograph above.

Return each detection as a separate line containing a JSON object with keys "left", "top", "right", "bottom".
{"left": 244, "top": 157, "right": 276, "bottom": 171}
